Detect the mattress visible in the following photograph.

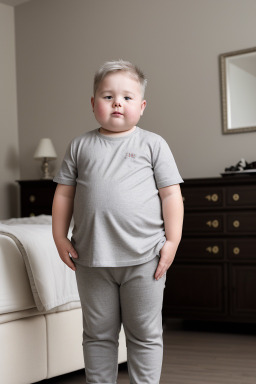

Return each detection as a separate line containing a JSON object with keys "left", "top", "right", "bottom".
{"left": 0, "top": 215, "right": 81, "bottom": 323}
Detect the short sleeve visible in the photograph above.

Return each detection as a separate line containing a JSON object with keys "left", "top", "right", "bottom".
{"left": 53, "top": 140, "right": 78, "bottom": 186}
{"left": 153, "top": 138, "right": 183, "bottom": 189}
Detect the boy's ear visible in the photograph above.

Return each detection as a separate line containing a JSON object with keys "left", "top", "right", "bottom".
{"left": 140, "top": 100, "right": 147, "bottom": 116}
{"left": 91, "top": 97, "right": 95, "bottom": 111}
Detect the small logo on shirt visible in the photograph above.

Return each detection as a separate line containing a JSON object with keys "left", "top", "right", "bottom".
{"left": 125, "top": 152, "right": 136, "bottom": 159}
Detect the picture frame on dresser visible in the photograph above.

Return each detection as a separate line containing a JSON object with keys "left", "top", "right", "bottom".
{"left": 163, "top": 176, "right": 256, "bottom": 323}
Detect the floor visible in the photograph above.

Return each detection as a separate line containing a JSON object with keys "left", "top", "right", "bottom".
{"left": 37, "top": 319, "right": 256, "bottom": 384}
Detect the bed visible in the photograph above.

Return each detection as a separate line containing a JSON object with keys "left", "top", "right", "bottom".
{"left": 0, "top": 215, "right": 127, "bottom": 384}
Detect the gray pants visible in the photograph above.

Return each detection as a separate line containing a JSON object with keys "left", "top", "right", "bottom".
{"left": 75, "top": 256, "right": 166, "bottom": 384}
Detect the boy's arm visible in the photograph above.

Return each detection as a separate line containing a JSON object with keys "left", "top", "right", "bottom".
{"left": 52, "top": 184, "right": 78, "bottom": 271}
{"left": 155, "top": 184, "right": 184, "bottom": 280}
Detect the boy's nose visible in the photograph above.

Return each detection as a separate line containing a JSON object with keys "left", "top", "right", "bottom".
{"left": 113, "top": 99, "right": 122, "bottom": 107}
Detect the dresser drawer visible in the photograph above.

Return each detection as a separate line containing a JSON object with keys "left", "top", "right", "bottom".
{"left": 226, "top": 186, "right": 256, "bottom": 207}
{"left": 227, "top": 212, "right": 256, "bottom": 234}
{"left": 21, "top": 186, "right": 55, "bottom": 207}
{"left": 183, "top": 213, "right": 224, "bottom": 234}
{"left": 227, "top": 239, "right": 256, "bottom": 260}
{"left": 18, "top": 180, "right": 57, "bottom": 217}
{"left": 182, "top": 187, "right": 223, "bottom": 209}
{"left": 164, "top": 264, "right": 226, "bottom": 315}
{"left": 177, "top": 239, "right": 224, "bottom": 260}
{"left": 21, "top": 206, "right": 53, "bottom": 217}
{"left": 229, "top": 265, "right": 256, "bottom": 317}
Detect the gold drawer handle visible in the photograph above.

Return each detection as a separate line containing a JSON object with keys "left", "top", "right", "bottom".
{"left": 233, "top": 193, "right": 240, "bottom": 201}
{"left": 205, "top": 194, "right": 219, "bottom": 202}
{"left": 233, "top": 247, "right": 240, "bottom": 255}
{"left": 212, "top": 246, "right": 219, "bottom": 254}
{"left": 233, "top": 220, "right": 240, "bottom": 228}
{"left": 29, "top": 213, "right": 35, "bottom": 217}
{"left": 29, "top": 195, "right": 36, "bottom": 203}
{"left": 206, "top": 220, "right": 219, "bottom": 228}
{"left": 206, "top": 246, "right": 219, "bottom": 254}
{"left": 182, "top": 196, "right": 185, "bottom": 202}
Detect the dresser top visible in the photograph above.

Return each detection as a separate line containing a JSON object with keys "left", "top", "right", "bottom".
{"left": 183, "top": 175, "right": 256, "bottom": 187}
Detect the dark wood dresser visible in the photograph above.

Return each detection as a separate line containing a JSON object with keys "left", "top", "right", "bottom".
{"left": 17, "top": 180, "right": 57, "bottom": 217}
{"left": 163, "top": 176, "right": 256, "bottom": 323}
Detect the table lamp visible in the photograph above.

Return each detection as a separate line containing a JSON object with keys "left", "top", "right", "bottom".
{"left": 34, "top": 138, "right": 57, "bottom": 179}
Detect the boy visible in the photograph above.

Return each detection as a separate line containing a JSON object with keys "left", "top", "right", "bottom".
{"left": 52, "top": 60, "right": 184, "bottom": 384}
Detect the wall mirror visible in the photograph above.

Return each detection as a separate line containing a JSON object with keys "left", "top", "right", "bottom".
{"left": 220, "top": 47, "right": 256, "bottom": 134}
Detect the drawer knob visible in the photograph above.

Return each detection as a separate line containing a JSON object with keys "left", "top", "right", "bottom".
{"left": 232, "top": 193, "right": 240, "bottom": 201}
{"left": 206, "top": 246, "right": 219, "bottom": 254}
{"left": 212, "top": 246, "right": 219, "bottom": 254}
{"left": 205, "top": 194, "right": 219, "bottom": 202}
{"left": 182, "top": 196, "right": 185, "bottom": 202}
{"left": 206, "top": 220, "right": 219, "bottom": 228}
{"left": 29, "top": 213, "right": 35, "bottom": 217}
{"left": 29, "top": 195, "right": 36, "bottom": 203}
{"left": 233, "top": 220, "right": 240, "bottom": 228}
{"left": 233, "top": 247, "right": 240, "bottom": 255}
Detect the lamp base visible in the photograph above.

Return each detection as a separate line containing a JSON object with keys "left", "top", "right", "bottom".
{"left": 41, "top": 158, "right": 53, "bottom": 180}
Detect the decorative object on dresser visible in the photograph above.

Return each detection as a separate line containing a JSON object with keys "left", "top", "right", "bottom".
{"left": 34, "top": 138, "right": 57, "bottom": 179}
{"left": 163, "top": 176, "right": 256, "bottom": 323}
{"left": 17, "top": 180, "right": 57, "bottom": 217}
{"left": 222, "top": 158, "right": 256, "bottom": 176}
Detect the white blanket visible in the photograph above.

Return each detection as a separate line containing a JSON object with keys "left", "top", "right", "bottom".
{"left": 0, "top": 221, "right": 80, "bottom": 312}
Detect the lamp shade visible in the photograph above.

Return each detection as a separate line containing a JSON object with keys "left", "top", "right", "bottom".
{"left": 34, "top": 138, "right": 57, "bottom": 160}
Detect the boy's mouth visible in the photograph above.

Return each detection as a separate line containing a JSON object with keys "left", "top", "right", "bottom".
{"left": 112, "top": 111, "right": 123, "bottom": 116}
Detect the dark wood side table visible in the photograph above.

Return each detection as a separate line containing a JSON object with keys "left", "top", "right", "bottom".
{"left": 17, "top": 180, "right": 57, "bottom": 217}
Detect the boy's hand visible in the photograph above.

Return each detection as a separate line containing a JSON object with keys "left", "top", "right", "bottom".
{"left": 55, "top": 238, "right": 78, "bottom": 271}
{"left": 154, "top": 240, "right": 176, "bottom": 280}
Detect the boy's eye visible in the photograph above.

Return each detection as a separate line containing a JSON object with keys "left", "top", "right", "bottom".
{"left": 124, "top": 96, "right": 132, "bottom": 101}
{"left": 104, "top": 96, "right": 112, "bottom": 100}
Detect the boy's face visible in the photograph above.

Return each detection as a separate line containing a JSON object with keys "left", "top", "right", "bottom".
{"left": 91, "top": 72, "right": 146, "bottom": 134}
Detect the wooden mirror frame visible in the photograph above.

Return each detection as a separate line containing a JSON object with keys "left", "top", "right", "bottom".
{"left": 220, "top": 47, "right": 256, "bottom": 134}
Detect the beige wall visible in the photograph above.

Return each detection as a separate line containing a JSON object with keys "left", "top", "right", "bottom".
{"left": 12, "top": 0, "right": 256, "bottom": 181}
{"left": 0, "top": 3, "right": 19, "bottom": 219}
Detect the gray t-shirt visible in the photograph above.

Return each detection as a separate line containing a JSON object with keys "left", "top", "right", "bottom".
{"left": 53, "top": 126, "right": 183, "bottom": 267}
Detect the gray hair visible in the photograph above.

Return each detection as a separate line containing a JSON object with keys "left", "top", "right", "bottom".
{"left": 93, "top": 60, "right": 147, "bottom": 98}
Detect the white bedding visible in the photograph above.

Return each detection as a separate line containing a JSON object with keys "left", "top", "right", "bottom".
{"left": 0, "top": 216, "right": 80, "bottom": 312}
{"left": 0, "top": 235, "right": 35, "bottom": 314}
